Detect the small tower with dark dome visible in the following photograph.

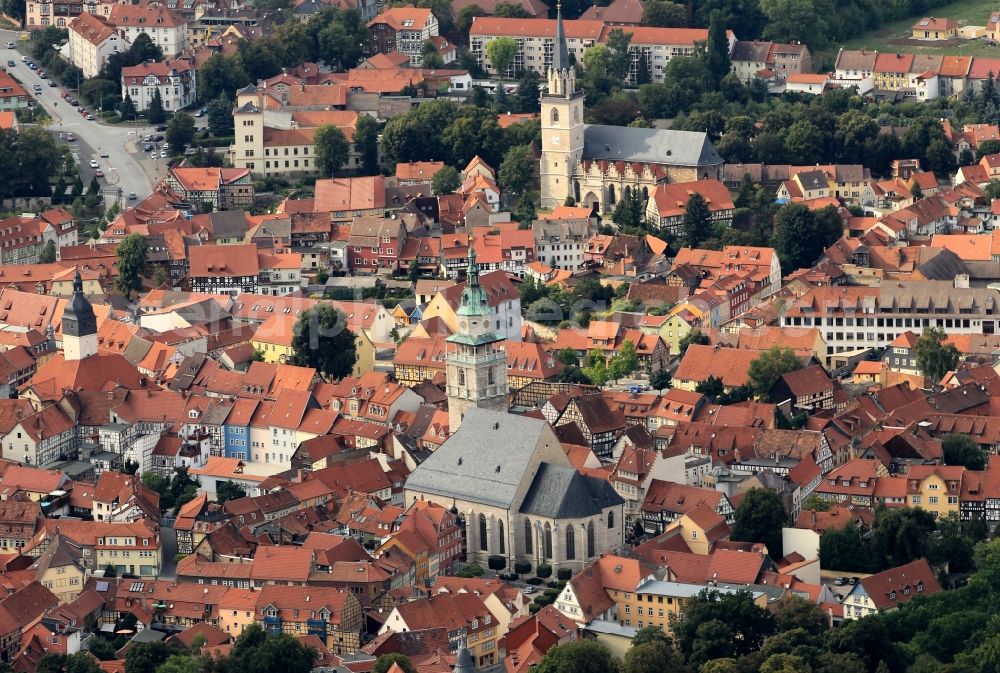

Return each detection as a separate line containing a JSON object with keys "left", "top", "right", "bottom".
{"left": 62, "top": 269, "right": 97, "bottom": 361}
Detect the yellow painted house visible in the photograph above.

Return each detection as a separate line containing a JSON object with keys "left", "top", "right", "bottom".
{"left": 30, "top": 533, "right": 87, "bottom": 604}
{"left": 640, "top": 313, "right": 694, "bottom": 356}
{"left": 905, "top": 465, "right": 964, "bottom": 518}
{"left": 619, "top": 579, "right": 766, "bottom": 635}
{"left": 251, "top": 312, "right": 375, "bottom": 376}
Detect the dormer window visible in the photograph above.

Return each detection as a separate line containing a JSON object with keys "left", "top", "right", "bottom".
{"left": 889, "top": 591, "right": 896, "bottom": 600}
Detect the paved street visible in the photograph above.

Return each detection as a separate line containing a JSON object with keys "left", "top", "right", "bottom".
{"left": 0, "top": 30, "right": 161, "bottom": 205}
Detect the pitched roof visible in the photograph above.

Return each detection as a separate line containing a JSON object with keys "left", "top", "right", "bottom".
{"left": 650, "top": 179, "right": 734, "bottom": 218}
{"left": 519, "top": 462, "right": 623, "bottom": 518}
{"left": 856, "top": 558, "right": 941, "bottom": 610}
{"left": 314, "top": 176, "right": 386, "bottom": 212}
{"left": 674, "top": 344, "right": 758, "bottom": 388}
{"left": 404, "top": 409, "right": 558, "bottom": 509}
{"left": 69, "top": 13, "right": 117, "bottom": 45}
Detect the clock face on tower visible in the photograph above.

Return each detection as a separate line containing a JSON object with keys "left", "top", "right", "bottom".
{"left": 551, "top": 135, "right": 561, "bottom": 145}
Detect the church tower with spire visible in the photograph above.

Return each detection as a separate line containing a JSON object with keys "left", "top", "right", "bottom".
{"left": 540, "top": 2, "right": 585, "bottom": 209}
{"left": 445, "top": 248, "right": 508, "bottom": 430}
{"left": 62, "top": 269, "right": 98, "bottom": 361}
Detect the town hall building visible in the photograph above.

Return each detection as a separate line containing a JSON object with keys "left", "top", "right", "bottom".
{"left": 539, "top": 8, "right": 725, "bottom": 211}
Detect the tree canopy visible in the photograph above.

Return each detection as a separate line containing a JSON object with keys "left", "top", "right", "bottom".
{"left": 291, "top": 305, "right": 358, "bottom": 379}
{"left": 115, "top": 233, "right": 148, "bottom": 299}
{"left": 915, "top": 326, "right": 960, "bottom": 384}
{"left": 730, "top": 488, "right": 787, "bottom": 557}
{"left": 749, "top": 347, "right": 803, "bottom": 399}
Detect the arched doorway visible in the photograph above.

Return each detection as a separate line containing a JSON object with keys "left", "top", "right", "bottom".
{"left": 582, "top": 191, "right": 600, "bottom": 213}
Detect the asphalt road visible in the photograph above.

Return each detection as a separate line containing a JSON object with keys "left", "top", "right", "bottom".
{"left": 0, "top": 30, "right": 163, "bottom": 205}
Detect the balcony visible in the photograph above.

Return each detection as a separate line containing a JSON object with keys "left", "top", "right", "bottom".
{"left": 446, "top": 350, "right": 505, "bottom": 367}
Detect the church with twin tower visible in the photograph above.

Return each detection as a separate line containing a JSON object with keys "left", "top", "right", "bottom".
{"left": 539, "top": 5, "right": 725, "bottom": 213}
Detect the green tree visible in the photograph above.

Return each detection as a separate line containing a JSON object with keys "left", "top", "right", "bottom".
{"left": 583, "top": 348, "right": 609, "bottom": 387}
{"left": 40, "top": 239, "right": 56, "bottom": 263}
{"left": 498, "top": 144, "right": 534, "bottom": 196}
{"left": 290, "top": 305, "right": 358, "bottom": 379}
{"left": 679, "top": 328, "right": 709, "bottom": 357}
{"left": 697, "top": 374, "right": 726, "bottom": 402}
{"left": 760, "top": 654, "right": 811, "bottom": 673}
{"left": 431, "top": 165, "right": 461, "bottom": 195}
{"left": 683, "top": 192, "right": 714, "bottom": 247}
{"left": 124, "top": 642, "right": 171, "bottom": 673}
{"left": 152, "top": 266, "right": 168, "bottom": 287}
{"left": 943, "top": 433, "right": 987, "bottom": 470}
{"left": 486, "top": 36, "right": 518, "bottom": 77}
{"left": 987, "top": 179, "right": 1000, "bottom": 201}
{"left": 146, "top": 89, "right": 165, "bottom": 124}
{"left": 155, "top": 656, "right": 200, "bottom": 673}
{"left": 611, "top": 188, "right": 644, "bottom": 229}
{"left": 372, "top": 654, "right": 416, "bottom": 673}
{"left": 314, "top": 125, "right": 350, "bottom": 177}
{"left": 207, "top": 94, "right": 235, "bottom": 137}
{"left": 819, "top": 521, "right": 871, "bottom": 572}
{"left": 515, "top": 194, "right": 537, "bottom": 224}
{"left": 783, "top": 119, "right": 826, "bottom": 165}
{"left": 650, "top": 369, "right": 671, "bottom": 390}
{"left": 455, "top": 4, "right": 487, "bottom": 37}
{"left": 926, "top": 513, "right": 975, "bottom": 573}
{"left": 118, "top": 94, "right": 137, "bottom": 121}
{"left": 87, "top": 637, "right": 118, "bottom": 661}
{"left": 871, "top": 507, "right": 936, "bottom": 569}
{"left": 197, "top": 53, "right": 250, "bottom": 102}
{"left": 621, "top": 640, "right": 685, "bottom": 673}
{"left": 748, "top": 347, "right": 802, "bottom": 399}
{"left": 228, "top": 626, "right": 316, "bottom": 673}
{"left": 88, "top": 176, "right": 100, "bottom": 197}
{"left": 643, "top": 0, "right": 687, "bottom": 26}
{"left": 166, "top": 112, "right": 196, "bottom": 151}
{"left": 915, "top": 326, "right": 960, "bottom": 383}
{"left": 704, "top": 11, "right": 730, "bottom": 85}
{"left": 770, "top": 203, "right": 828, "bottom": 271}
{"left": 773, "top": 595, "right": 828, "bottom": 635}
{"left": 801, "top": 494, "right": 830, "bottom": 512}
{"left": 556, "top": 347, "right": 579, "bottom": 366}
{"left": 730, "top": 488, "right": 787, "bottom": 557}
{"left": 535, "top": 640, "right": 616, "bottom": 673}
{"left": 602, "top": 28, "right": 632, "bottom": 82}
{"left": 610, "top": 339, "right": 639, "bottom": 381}
{"left": 115, "top": 233, "right": 148, "bottom": 299}
{"left": 926, "top": 137, "right": 957, "bottom": 176}
{"left": 354, "top": 114, "right": 380, "bottom": 174}
{"left": 215, "top": 480, "right": 247, "bottom": 504}
{"left": 674, "top": 590, "right": 776, "bottom": 665}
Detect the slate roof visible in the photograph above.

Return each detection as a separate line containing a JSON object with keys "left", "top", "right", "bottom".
{"left": 403, "top": 409, "right": 553, "bottom": 509}
{"left": 582, "top": 125, "right": 723, "bottom": 167}
{"left": 519, "top": 462, "right": 623, "bottom": 518}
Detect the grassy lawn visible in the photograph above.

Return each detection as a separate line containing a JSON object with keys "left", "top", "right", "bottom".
{"left": 818, "top": 0, "right": 1000, "bottom": 65}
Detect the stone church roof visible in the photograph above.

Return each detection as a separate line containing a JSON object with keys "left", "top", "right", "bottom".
{"left": 582, "top": 125, "right": 724, "bottom": 168}
{"left": 519, "top": 462, "right": 623, "bottom": 518}
{"left": 404, "top": 409, "right": 553, "bottom": 509}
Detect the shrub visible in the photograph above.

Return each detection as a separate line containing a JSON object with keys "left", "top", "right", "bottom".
{"left": 514, "top": 560, "right": 532, "bottom": 576}
{"left": 547, "top": 580, "right": 559, "bottom": 588}
{"left": 557, "top": 568, "right": 572, "bottom": 581}
{"left": 457, "top": 563, "right": 484, "bottom": 578}
{"left": 526, "top": 577, "right": 543, "bottom": 585}
{"left": 536, "top": 564, "right": 552, "bottom": 579}
{"left": 488, "top": 555, "right": 507, "bottom": 571}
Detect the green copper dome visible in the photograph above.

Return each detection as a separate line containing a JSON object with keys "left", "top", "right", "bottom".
{"left": 456, "top": 247, "right": 491, "bottom": 318}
